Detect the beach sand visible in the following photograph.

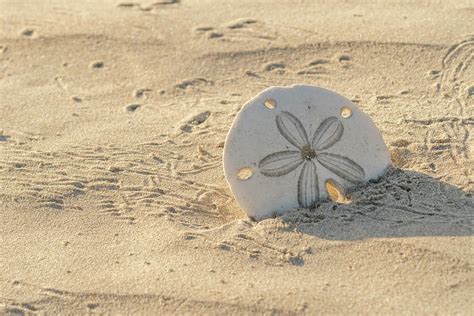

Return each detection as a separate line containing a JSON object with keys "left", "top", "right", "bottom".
{"left": 0, "top": 0, "right": 473, "bottom": 314}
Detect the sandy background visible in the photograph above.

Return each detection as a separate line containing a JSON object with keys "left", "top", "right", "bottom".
{"left": 0, "top": 0, "right": 473, "bottom": 314}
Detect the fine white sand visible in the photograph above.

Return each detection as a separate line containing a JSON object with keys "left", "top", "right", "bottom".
{"left": 0, "top": 0, "right": 473, "bottom": 314}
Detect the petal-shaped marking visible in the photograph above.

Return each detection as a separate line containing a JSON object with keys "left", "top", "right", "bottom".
{"left": 312, "top": 117, "right": 344, "bottom": 151}
{"left": 259, "top": 150, "right": 304, "bottom": 177}
{"left": 297, "top": 160, "right": 319, "bottom": 208}
{"left": 276, "top": 111, "right": 310, "bottom": 149}
{"left": 317, "top": 152, "right": 365, "bottom": 183}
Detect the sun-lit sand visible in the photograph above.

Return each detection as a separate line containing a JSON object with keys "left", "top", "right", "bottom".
{"left": 0, "top": 0, "right": 473, "bottom": 314}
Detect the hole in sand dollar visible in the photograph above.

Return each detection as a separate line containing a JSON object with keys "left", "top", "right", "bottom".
{"left": 237, "top": 167, "right": 253, "bottom": 180}
{"left": 264, "top": 98, "right": 276, "bottom": 109}
{"left": 325, "top": 179, "right": 351, "bottom": 204}
{"left": 340, "top": 106, "right": 352, "bottom": 119}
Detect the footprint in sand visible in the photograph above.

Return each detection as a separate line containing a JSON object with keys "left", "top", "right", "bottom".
{"left": 90, "top": 61, "right": 104, "bottom": 69}
{"left": 263, "top": 62, "right": 285, "bottom": 72}
{"left": 208, "top": 32, "right": 224, "bottom": 39}
{"left": 71, "top": 96, "right": 82, "bottom": 103}
{"left": 245, "top": 62, "right": 286, "bottom": 77}
{"left": 193, "top": 26, "right": 223, "bottom": 40}
{"left": 224, "top": 18, "right": 274, "bottom": 41}
{"left": 194, "top": 18, "right": 273, "bottom": 42}
{"left": 249, "top": 62, "right": 286, "bottom": 75}
{"left": 226, "top": 18, "right": 257, "bottom": 30}
{"left": 296, "top": 58, "right": 330, "bottom": 75}
{"left": 133, "top": 88, "right": 152, "bottom": 99}
{"left": 174, "top": 78, "right": 213, "bottom": 90}
{"left": 179, "top": 111, "right": 211, "bottom": 133}
{"left": 244, "top": 70, "right": 259, "bottom": 77}
{"left": 194, "top": 26, "right": 214, "bottom": 32}
{"left": 116, "top": 2, "right": 137, "bottom": 8}
{"left": 154, "top": 0, "right": 180, "bottom": 4}
{"left": 117, "top": 0, "right": 180, "bottom": 12}
{"left": 336, "top": 54, "right": 351, "bottom": 62}
{"left": 334, "top": 53, "right": 352, "bottom": 69}
{"left": 125, "top": 104, "right": 141, "bottom": 112}
{"left": 20, "top": 28, "right": 36, "bottom": 38}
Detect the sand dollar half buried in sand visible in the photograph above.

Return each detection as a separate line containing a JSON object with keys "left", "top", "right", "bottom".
{"left": 223, "top": 85, "right": 390, "bottom": 220}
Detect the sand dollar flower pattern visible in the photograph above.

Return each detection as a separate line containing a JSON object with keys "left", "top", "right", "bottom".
{"left": 258, "top": 111, "right": 365, "bottom": 208}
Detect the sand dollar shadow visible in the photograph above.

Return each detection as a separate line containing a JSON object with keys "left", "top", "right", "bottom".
{"left": 280, "top": 167, "right": 473, "bottom": 240}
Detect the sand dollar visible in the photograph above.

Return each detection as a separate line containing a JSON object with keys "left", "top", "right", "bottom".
{"left": 223, "top": 85, "right": 390, "bottom": 220}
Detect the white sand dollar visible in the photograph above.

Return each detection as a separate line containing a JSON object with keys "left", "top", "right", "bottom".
{"left": 223, "top": 85, "right": 391, "bottom": 220}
